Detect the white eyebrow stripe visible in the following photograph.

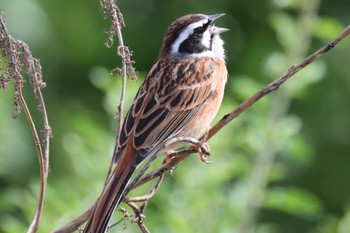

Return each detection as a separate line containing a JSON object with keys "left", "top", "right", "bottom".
{"left": 170, "top": 27, "right": 226, "bottom": 61}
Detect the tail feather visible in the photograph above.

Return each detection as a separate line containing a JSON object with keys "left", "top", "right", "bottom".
{"left": 83, "top": 161, "right": 136, "bottom": 233}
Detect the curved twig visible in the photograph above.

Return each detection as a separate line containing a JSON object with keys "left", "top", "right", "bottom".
{"left": 125, "top": 172, "right": 164, "bottom": 203}
{"left": 125, "top": 136, "right": 210, "bottom": 196}
{"left": 52, "top": 4, "right": 350, "bottom": 232}
{"left": 132, "top": 24, "right": 350, "bottom": 189}
{"left": 0, "top": 14, "right": 52, "bottom": 233}
{"left": 99, "top": 0, "right": 137, "bottom": 182}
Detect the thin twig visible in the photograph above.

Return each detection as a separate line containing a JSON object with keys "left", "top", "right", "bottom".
{"left": 107, "top": 207, "right": 130, "bottom": 229}
{"left": 54, "top": 24, "right": 350, "bottom": 233}
{"left": 54, "top": 14, "right": 350, "bottom": 233}
{"left": 208, "top": 26, "right": 350, "bottom": 140}
{"left": 126, "top": 173, "right": 164, "bottom": 203}
{"left": 53, "top": 2, "right": 135, "bottom": 232}
{"left": 99, "top": 0, "right": 128, "bottom": 161}
{"left": 238, "top": 1, "right": 321, "bottom": 232}
{"left": 20, "top": 42, "right": 52, "bottom": 168}
{"left": 99, "top": 0, "right": 137, "bottom": 182}
{"left": 18, "top": 83, "right": 45, "bottom": 233}
{"left": 124, "top": 202, "right": 150, "bottom": 233}
{"left": 125, "top": 136, "right": 210, "bottom": 195}
{"left": 19, "top": 41, "right": 52, "bottom": 233}
{"left": 104, "top": 0, "right": 127, "bottom": 135}
{"left": 0, "top": 13, "right": 51, "bottom": 233}
{"left": 132, "top": 24, "right": 350, "bottom": 189}
{"left": 51, "top": 205, "right": 96, "bottom": 233}
{"left": 117, "top": 174, "right": 164, "bottom": 232}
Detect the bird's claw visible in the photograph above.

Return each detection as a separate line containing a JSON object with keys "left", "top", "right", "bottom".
{"left": 164, "top": 150, "right": 176, "bottom": 175}
{"left": 196, "top": 142, "right": 212, "bottom": 164}
{"left": 197, "top": 130, "right": 212, "bottom": 163}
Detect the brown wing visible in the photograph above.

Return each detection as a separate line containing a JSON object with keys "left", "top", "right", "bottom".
{"left": 117, "top": 58, "right": 218, "bottom": 165}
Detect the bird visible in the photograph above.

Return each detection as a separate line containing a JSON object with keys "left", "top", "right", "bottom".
{"left": 83, "top": 13, "right": 228, "bottom": 233}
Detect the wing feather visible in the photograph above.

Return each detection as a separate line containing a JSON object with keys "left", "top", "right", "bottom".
{"left": 119, "top": 58, "right": 218, "bottom": 166}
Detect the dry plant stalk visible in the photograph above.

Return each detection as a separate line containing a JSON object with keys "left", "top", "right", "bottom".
{"left": 2, "top": 1, "right": 350, "bottom": 231}
{"left": 52, "top": 2, "right": 350, "bottom": 232}
{"left": 0, "top": 12, "right": 52, "bottom": 233}
{"left": 99, "top": 0, "right": 137, "bottom": 181}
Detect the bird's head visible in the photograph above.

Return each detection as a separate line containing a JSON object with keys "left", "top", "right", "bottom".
{"left": 160, "top": 13, "right": 228, "bottom": 60}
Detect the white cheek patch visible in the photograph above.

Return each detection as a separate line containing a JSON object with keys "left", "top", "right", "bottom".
{"left": 171, "top": 35, "right": 225, "bottom": 61}
{"left": 201, "top": 30, "right": 211, "bottom": 48}
{"left": 211, "top": 35, "right": 225, "bottom": 57}
{"left": 188, "top": 35, "right": 226, "bottom": 60}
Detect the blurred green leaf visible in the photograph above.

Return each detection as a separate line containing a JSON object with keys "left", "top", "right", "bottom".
{"left": 338, "top": 205, "right": 350, "bottom": 233}
{"left": 265, "top": 186, "right": 323, "bottom": 217}
{"left": 269, "top": 12, "right": 298, "bottom": 51}
{"left": 314, "top": 17, "right": 345, "bottom": 42}
{"left": 1, "top": 1, "right": 349, "bottom": 232}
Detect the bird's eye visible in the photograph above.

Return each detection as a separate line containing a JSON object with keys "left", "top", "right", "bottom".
{"left": 193, "top": 21, "right": 211, "bottom": 35}
{"left": 193, "top": 27, "right": 205, "bottom": 35}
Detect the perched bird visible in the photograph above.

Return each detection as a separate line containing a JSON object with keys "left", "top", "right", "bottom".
{"left": 84, "top": 13, "right": 228, "bottom": 232}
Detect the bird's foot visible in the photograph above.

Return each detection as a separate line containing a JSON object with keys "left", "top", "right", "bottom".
{"left": 189, "top": 130, "right": 212, "bottom": 163}
{"left": 193, "top": 142, "right": 212, "bottom": 164}
{"left": 164, "top": 150, "right": 176, "bottom": 175}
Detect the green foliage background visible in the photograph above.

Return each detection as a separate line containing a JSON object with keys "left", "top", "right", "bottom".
{"left": 1, "top": 0, "right": 350, "bottom": 232}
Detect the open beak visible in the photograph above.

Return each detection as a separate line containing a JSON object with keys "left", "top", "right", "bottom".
{"left": 208, "top": 13, "right": 229, "bottom": 35}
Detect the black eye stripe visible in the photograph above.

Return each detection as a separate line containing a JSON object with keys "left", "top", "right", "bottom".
{"left": 177, "top": 20, "right": 214, "bottom": 54}
{"left": 193, "top": 20, "right": 211, "bottom": 35}
{"left": 193, "top": 27, "right": 204, "bottom": 34}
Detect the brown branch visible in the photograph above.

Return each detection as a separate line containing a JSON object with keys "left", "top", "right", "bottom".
{"left": 53, "top": 2, "right": 350, "bottom": 230}
{"left": 0, "top": 13, "right": 52, "bottom": 233}
{"left": 124, "top": 201, "right": 149, "bottom": 233}
{"left": 132, "top": 24, "right": 350, "bottom": 189}
{"left": 238, "top": 1, "right": 321, "bottom": 231}
{"left": 126, "top": 136, "right": 210, "bottom": 193}
{"left": 126, "top": 172, "right": 164, "bottom": 203}
{"left": 55, "top": 23, "right": 350, "bottom": 233}
{"left": 120, "top": 174, "right": 164, "bottom": 232}
{"left": 108, "top": 137, "right": 201, "bottom": 232}
{"left": 53, "top": 171, "right": 162, "bottom": 233}
{"left": 107, "top": 207, "right": 130, "bottom": 230}
{"left": 51, "top": 205, "right": 96, "bottom": 233}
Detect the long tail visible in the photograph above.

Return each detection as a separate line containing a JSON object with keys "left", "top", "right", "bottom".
{"left": 83, "top": 149, "right": 137, "bottom": 233}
